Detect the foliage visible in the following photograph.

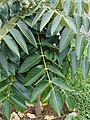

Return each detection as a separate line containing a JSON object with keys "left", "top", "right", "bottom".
{"left": 0, "top": 0, "right": 90, "bottom": 119}
{"left": 72, "top": 70, "right": 90, "bottom": 120}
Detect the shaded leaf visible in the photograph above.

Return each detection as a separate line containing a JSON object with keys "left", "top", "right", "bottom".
{"left": 76, "top": 0, "right": 84, "bottom": 16}
{"left": 10, "top": 28, "right": 28, "bottom": 54}
{"left": 19, "top": 53, "right": 41, "bottom": 73}
{"left": 0, "top": 50, "right": 9, "bottom": 75}
{"left": 59, "top": 28, "right": 74, "bottom": 52}
{"left": 3, "top": 99, "right": 11, "bottom": 120}
{"left": 66, "top": 95, "right": 76, "bottom": 110}
{"left": 51, "top": 15, "right": 62, "bottom": 35}
{"left": 3, "top": 35, "right": 20, "bottom": 57}
{"left": 88, "top": 42, "right": 90, "bottom": 62}
{"left": 82, "top": 16, "right": 90, "bottom": 32}
{"left": 52, "top": 77, "right": 73, "bottom": 91}
{"left": 48, "top": 65, "right": 64, "bottom": 78}
{"left": 61, "top": 17, "right": 77, "bottom": 33}
{"left": 10, "top": 94, "right": 27, "bottom": 109}
{"left": 0, "top": 79, "right": 9, "bottom": 92}
{"left": 32, "top": 7, "right": 46, "bottom": 26}
{"left": 0, "top": 93, "right": 7, "bottom": 102}
{"left": 70, "top": 50, "right": 80, "bottom": 74}
{"left": 40, "top": 10, "right": 54, "bottom": 31}
{"left": 81, "top": 57, "right": 90, "bottom": 79}
{"left": 17, "top": 20, "right": 37, "bottom": 48}
{"left": 75, "top": 35, "right": 85, "bottom": 60}
{"left": 64, "top": 0, "right": 73, "bottom": 15}
{"left": 50, "top": 88, "right": 63, "bottom": 116}
{"left": 24, "top": 65, "right": 46, "bottom": 86}
{"left": 12, "top": 81, "right": 30, "bottom": 100}
{"left": 30, "top": 80, "right": 49, "bottom": 102}
{"left": 74, "top": 14, "right": 82, "bottom": 32}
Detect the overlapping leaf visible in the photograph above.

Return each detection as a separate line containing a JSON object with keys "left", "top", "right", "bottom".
{"left": 32, "top": 7, "right": 46, "bottom": 26}
{"left": 30, "top": 80, "right": 49, "bottom": 102}
{"left": 3, "top": 35, "right": 20, "bottom": 57}
{"left": 24, "top": 65, "right": 46, "bottom": 86}
{"left": 51, "top": 77, "right": 73, "bottom": 91}
{"left": 51, "top": 15, "right": 62, "bottom": 35}
{"left": 40, "top": 10, "right": 54, "bottom": 31}
{"left": 10, "top": 28, "right": 28, "bottom": 54}
{"left": 75, "top": 35, "right": 85, "bottom": 60}
{"left": 59, "top": 28, "right": 74, "bottom": 52}
{"left": 19, "top": 53, "right": 41, "bottom": 73}
{"left": 17, "top": 20, "right": 37, "bottom": 48}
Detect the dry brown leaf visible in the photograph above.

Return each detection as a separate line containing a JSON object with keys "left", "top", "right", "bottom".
{"left": 25, "top": 101, "right": 34, "bottom": 107}
{"left": 18, "top": 111, "right": 24, "bottom": 118}
{"left": 0, "top": 117, "right": 3, "bottom": 120}
{"left": 27, "top": 113, "right": 36, "bottom": 119}
{"left": 10, "top": 112, "right": 20, "bottom": 120}
{"left": 45, "top": 115, "right": 55, "bottom": 120}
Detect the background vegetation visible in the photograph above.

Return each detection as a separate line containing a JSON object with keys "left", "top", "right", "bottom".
{"left": 0, "top": 0, "right": 90, "bottom": 119}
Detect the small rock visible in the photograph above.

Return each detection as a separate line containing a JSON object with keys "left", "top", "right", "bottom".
{"left": 18, "top": 111, "right": 24, "bottom": 118}
{"left": 10, "top": 112, "right": 20, "bottom": 120}
{"left": 45, "top": 115, "right": 55, "bottom": 120}
{"left": 27, "top": 113, "right": 36, "bottom": 119}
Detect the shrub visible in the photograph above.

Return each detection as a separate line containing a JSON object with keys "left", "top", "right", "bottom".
{"left": 0, "top": 0, "right": 90, "bottom": 119}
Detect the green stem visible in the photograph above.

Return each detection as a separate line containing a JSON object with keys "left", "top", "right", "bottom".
{"left": 7, "top": 76, "right": 14, "bottom": 98}
{"left": 37, "top": 34, "right": 51, "bottom": 83}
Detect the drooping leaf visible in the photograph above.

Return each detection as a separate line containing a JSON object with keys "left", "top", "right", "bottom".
{"left": 48, "top": 65, "right": 64, "bottom": 78}
{"left": 19, "top": 53, "right": 41, "bottom": 73}
{"left": 12, "top": 81, "right": 30, "bottom": 100}
{"left": 62, "top": 61, "right": 69, "bottom": 75}
{"left": 76, "top": 0, "right": 84, "bottom": 16}
{"left": 66, "top": 95, "right": 76, "bottom": 110}
{"left": 10, "top": 93, "right": 27, "bottom": 109}
{"left": 0, "top": 79, "right": 9, "bottom": 92}
{"left": 0, "top": 93, "right": 7, "bottom": 102}
{"left": 40, "top": 10, "right": 54, "bottom": 31}
{"left": 74, "top": 14, "right": 82, "bottom": 32}
{"left": 51, "top": 15, "right": 62, "bottom": 35}
{"left": 17, "top": 20, "right": 37, "bottom": 48}
{"left": 3, "top": 35, "right": 20, "bottom": 57}
{"left": 0, "top": 50, "right": 9, "bottom": 76}
{"left": 24, "top": 65, "right": 46, "bottom": 86}
{"left": 64, "top": 0, "right": 73, "bottom": 15}
{"left": 32, "top": 7, "right": 46, "bottom": 26}
{"left": 50, "top": 88, "right": 63, "bottom": 116}
{"left": 82, "top": 16, "right": 90, "bottom": 32}
{"left": 3, "top": 99, "right": 11, "bottom": 120}
{"left": 75, "top": 35, "right": 85, "bottom": 60}
{"left": 88, "top": 42, "right": 90, "bottom": 62}
{"left": 10, "top": 28, "right": 28, "bottom": 54}
{"left": 61, "top": 17, "right": 77, "bottom": 33}
{"left": 70, "top": 50, "right": 80, "bottom": 74}
{"left": 8, "top": 62, "right": 15, "bottom": 75}
{"left": 81, "top": 57, "right": 90, "bottom": 79}
{"left": 42, "top": 86, "right": 51, "bottom": 102}
{"left": 51, "top": 77, "right": 73, "bottom": 91}
{"left": 58, "top": 47, "right": 69, "bottom": 62}
{"left": 59, "top": 28, "right": 74, "bottom": 52}
{"left": 30, "top": 80, "right": 49, "bottom": 102}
